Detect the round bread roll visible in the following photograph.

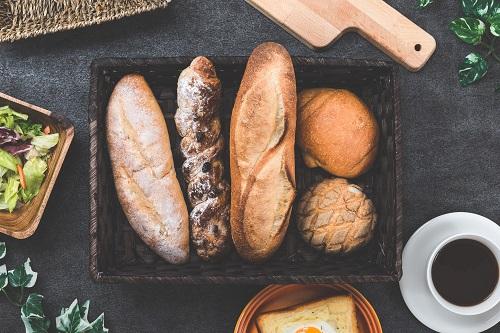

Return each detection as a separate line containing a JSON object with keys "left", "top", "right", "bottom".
{"left": 296, "top": 178, "right": 377, "bottom": 254}
{"left": 297, "top": 88, "right": 379, "bottom": 178}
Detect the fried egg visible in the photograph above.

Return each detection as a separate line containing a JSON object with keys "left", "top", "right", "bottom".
{"left": 284, "top": 321, "right": 337, "bottom": 333}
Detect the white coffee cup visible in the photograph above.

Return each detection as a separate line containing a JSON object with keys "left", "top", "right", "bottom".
{"left": 426, "top": 233, "right": 500, "bottom": 316}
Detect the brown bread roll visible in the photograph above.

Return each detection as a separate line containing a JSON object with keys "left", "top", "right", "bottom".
{"left": 175, "top": 57, "right": 231, "bottom": 262}
{"left": 107, "top": 74, "right": 189, "bottom": 264}
{"left": 298, "top": 89, "right": 379, "bottom": 178}
{"left": 230, "top": 42, "right": 297, "bottom": 263}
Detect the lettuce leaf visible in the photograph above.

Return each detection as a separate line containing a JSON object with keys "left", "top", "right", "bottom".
{"left": 15, "top": 121, "right": 43, "bottom": 140}
{"left": 3, "top": 176, "right": 19, "bottom": 212}
{"left": 0, "top": 106, "right": 29, "bottom": 129}
{"left": 0, "top": 148, "right": 20, "bottom": 171}
{"left": 31, "top": 134, "right": 59, "bottom": 151}
{"left": 0, "top": 106, "right": 29, "bottom": 120}
{"left": 20, "top": 158, "right": 47, "bottom": 203}
{"left": 0, "top": 165, "right": 7, "bottom": 178}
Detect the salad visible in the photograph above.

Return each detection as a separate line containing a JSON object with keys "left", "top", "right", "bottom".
{"left": 0, "top": 106, "right": 59, "bottom": 212}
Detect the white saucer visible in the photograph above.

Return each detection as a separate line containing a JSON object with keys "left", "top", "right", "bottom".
{"left": 399, "top": 212, "right": 500, "bottom": 333}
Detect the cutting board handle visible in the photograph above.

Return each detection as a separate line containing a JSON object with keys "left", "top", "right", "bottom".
{"left": 246, "top": 0, "right": 436, "bottom": 72}
{"left": 343, "top": 0, "right": 436, "bottom": 71}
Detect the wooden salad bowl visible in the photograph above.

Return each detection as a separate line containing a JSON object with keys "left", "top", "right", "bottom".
{"left": 0, "top": 92, "right": 74, "bottom": 239}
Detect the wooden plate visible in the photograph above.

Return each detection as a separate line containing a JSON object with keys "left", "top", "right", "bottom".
{"left": 235, "top": 284, "right": 382, "bottom": 333}
{"left": 0, "top": 92, "right": 74, "bottom": 239}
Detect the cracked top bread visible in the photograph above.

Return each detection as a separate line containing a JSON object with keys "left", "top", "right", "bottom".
{"left": 106, "top": 74, "right": 189, "bottom": 264}
{"left": 297, "top": 178, "right": 377, "bottom": 255}
{"left": 229, "top": 42, "right": 297, "bottom": 263}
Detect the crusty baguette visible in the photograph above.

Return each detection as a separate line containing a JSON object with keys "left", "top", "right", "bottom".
{"left": 230, "top": 42, "right": 297, "bottom": 263}
{"left": 107, "top": 74, "right": 189, "bottom": 264}
{"left": 256, "top": 295, "right": 360, "bottom": 333}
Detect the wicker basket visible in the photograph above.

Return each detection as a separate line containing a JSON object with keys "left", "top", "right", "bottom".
{"left": 0, "top": 0, "right": 171, "bottom": 42}
{"left": 89, "top": 57, "right": 403, "bottom": 284}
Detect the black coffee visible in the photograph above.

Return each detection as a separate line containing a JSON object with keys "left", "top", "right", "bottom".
{"left": 431, "top": 239, "right": 499, "bottom": 306}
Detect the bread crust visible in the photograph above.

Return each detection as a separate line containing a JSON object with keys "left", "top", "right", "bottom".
{"left": 256, "top": 295, "right": 359, "bottom": 333}
{"left": 107, "top": 74, "right": 189, "bottom": 264}
{"left": 175, "top": 57, "right": 231, "bottom": 262}
{"left": 298, "top": 89, "right": 379, "bottom": 178}
{"left": 230, "top": 42, "right": 297, "bottom": 263}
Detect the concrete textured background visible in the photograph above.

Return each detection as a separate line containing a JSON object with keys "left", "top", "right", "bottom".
{"left": 0, "top": 0, "right": 499, "bottom": 332}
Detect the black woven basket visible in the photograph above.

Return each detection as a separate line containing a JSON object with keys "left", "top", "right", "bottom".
{"left": 89, "top": 57, "right": 403, "bottom": 284}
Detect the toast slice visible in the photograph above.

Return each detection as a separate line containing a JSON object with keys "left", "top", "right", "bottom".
{"left": 256, "top": 295, "right": 359, "bottom": 333}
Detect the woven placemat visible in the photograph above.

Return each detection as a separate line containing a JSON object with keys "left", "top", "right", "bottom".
{"left": 0, "top": 0, "right": 171, "bottom": 42}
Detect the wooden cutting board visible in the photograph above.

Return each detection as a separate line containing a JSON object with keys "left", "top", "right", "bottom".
{"left": 246, "top": 0, "right": 436, "bottom": 71}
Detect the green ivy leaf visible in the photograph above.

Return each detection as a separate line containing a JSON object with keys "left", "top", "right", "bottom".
{"left": 88, "top": 314, "right": 109, "bottom": 333}
{"left": 0, "top": 242, "right": 5, "bottom": 259}
{"left": 8, "top": 258, "right": 37, "bottom": 288}
{"left": 21, "top": 294, "right": 50, "bottom": 333}
{"left": 489, "top": 13, "right": 500, "bottom": 35}
{"left": 21, "top": 316, "right": 51, "bottom": 333}
{"left": 462, "top": 0, "right": 499, "bottom": 19}
{"left": 80, "top": 300, "right": 90, "bottom": 322}
{"left": 55, "top": 299, "right": 92, "bottom": 333}
{"left": 418, "top": 0, "right": 433, "bottom": 8}
{"left": 0, "top": 264, "right": 8, "bottom": 290}
{"left": 22, "top": 293, "right": 46, "bottom": 318}
{"left": 450, "top": 17, "right": 486, "bottom": 44}
{"left": 459, "top": 52, "right": 489, "bottom": 86}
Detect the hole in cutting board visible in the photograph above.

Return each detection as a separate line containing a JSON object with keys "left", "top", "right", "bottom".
{"left": 414, "top": 44, "right": 422, "bottom": 51}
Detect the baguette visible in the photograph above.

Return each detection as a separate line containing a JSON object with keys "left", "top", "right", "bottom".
{"left": 107, "top": 74, "right": 189, "bottom": 264}
{"left": 229, "top": 42, "right": 297, "bottom": 263}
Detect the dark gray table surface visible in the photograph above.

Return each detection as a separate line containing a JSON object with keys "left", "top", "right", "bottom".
{"left": 0, "top": 0, "right": 499, "bottom": 332}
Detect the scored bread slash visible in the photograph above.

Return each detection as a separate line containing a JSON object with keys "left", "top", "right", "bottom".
{"left": 229, "top": 42, "right": 297, "bottom": 263}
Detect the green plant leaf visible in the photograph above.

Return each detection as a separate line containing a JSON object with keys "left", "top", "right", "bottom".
{"left": 489, "top": 13, "right": 500, "bottom": 35}
{"left": 459, "top": 52, "right": 489, "bottom": 86}
{"left": 21, "top": 294, "right": 50, "bottom": 333}
{"left": 31, "top": 133, "right": 59, "bottom": 150}
{"left": 88, "top": 314, "right": 108, "bottom": 333}
{"left": 0, "top": 148, "right": 20, "bottom": 172}
{"left": 19, "top": 157, "right": 47, "bottom": 204}
{"left": 8, "top": 258, "right": 38, "bottom": 288}
{"left": 462, "top": 0, "right": 499, "bottom": 19}
{"left": 22, "top": 294, "right": 46, "bottom": 318}
{"left": 4, "top": 175, "right": 20, "bottom": 212}
{"left": 0, "top": 242, "right": 5, "bottom": 259}
{"left": 55, "top": 299, "right": 92, "bottom": 333}
{"left": 80, "top": 300, "right": 90, "bottom": 322}
{"left": 0, "top": 264, "right": 8, "bottom": 290}
{"left": 21, "top": 316, "right": 51, "bottom": 333}
{"left": 418, "top": 0, "right": 433, "bottom": 8}
{"left": 450, "top": 17, "right": 486, "bottom": 44}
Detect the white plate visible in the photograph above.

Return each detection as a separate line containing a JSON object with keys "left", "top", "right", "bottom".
{"left": 399, "top": 212, "right": 500, "bottom": 333}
